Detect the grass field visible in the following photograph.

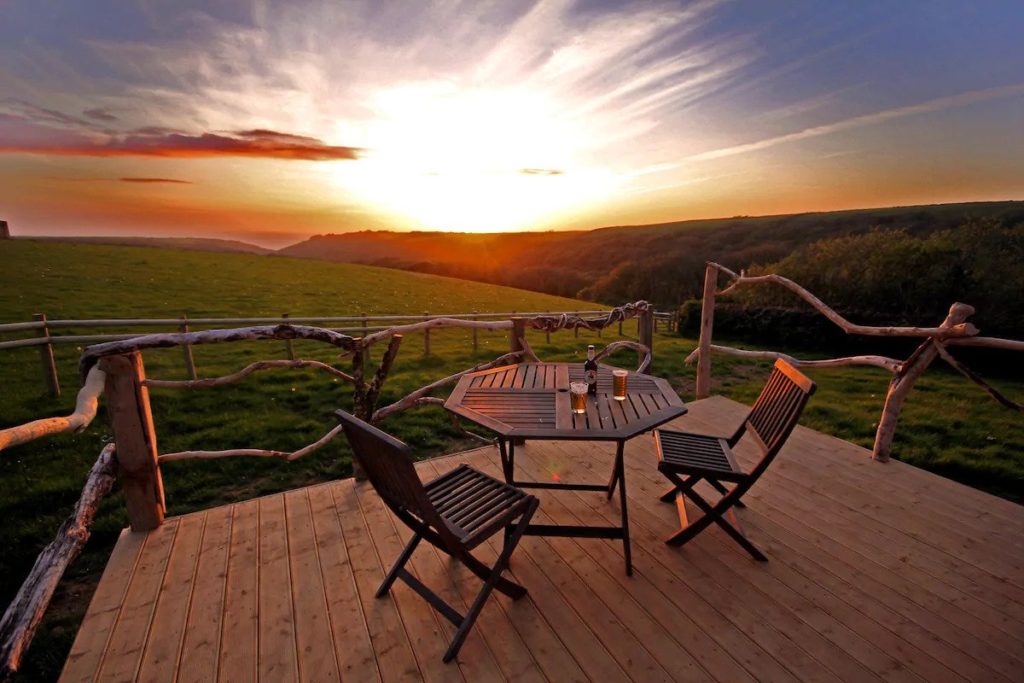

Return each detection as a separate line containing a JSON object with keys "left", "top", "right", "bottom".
{"left": 2, "top": 240, "right": 1022, "bottom": 681}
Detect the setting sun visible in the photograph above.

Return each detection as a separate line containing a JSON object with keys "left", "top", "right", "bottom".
{"left": 329, "top": 83, "right": 619, "bottom": 232}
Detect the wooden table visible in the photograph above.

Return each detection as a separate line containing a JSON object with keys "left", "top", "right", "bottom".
{"left": 445, "top": 362, "right": 686, "bottom": 574}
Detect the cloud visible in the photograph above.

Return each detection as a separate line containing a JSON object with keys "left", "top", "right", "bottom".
{"left": 83, "top": 107, "right": 119, "bottom": 121}
{"left": 119, "top": 177, "right": 191, "bottom": 183}
{"left": 0, "top": 114, "right": 362, "bottom": 160}
{"left": 686, "top": 82, "right": 1024, "bottom": 162}
{"left": 520, "top": 168, "right": 563, "bottom": 176}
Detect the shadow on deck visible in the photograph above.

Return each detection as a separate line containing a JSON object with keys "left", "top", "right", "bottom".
{"left": 60, "top": 397, "right": 1024, "bottom": 682}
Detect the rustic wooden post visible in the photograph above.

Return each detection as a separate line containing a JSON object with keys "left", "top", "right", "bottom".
{"left": 545, "top": 312, "right": 551, "bottom": 344}
{"left": 99, "top": 352, "right": 165, "bottom": 531}
{"left": 423, "top": 311, "right": 431, "bottom": 356}
{"left": 32, "top": 314, "right": 60, "bottom": 398}
{"left": 510, "top": 318, "right": 526, "bottom": 357}
{"left": 638, "top": 308, "right": 655, "bottom": 372}
{"left": 282, "top": 313, "right": 295, "bottom": 360}
{"left": 871, "top": 303, "right": 975, "bottom": 462}
{"left": 574, "top": 324, "right": 579, "bottom": 338}
{"left": 695, "top": 263, "right": 718, "bottom": 399}
{"left": 472, "top": 311, "right": 479, "bottom": 353}
{"left": 350, "top": 343, "right": 367, "bottom": 480}
{"left": 180, "top": 314, "right": 197, "bottom": 379}
{"left": 360, "top": 313, "right": 370, "bottom": 366}
{"left": 618, "top": 319, "right": 623, "bottom": 336}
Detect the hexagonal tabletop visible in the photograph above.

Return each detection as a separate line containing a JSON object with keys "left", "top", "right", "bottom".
{"left": 444, "top": 362, "right": 686, "bottom": 441}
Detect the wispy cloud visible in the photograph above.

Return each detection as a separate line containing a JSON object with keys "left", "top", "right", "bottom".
{"left": 687, "top": 82, "right": 1024, "bottom": 162}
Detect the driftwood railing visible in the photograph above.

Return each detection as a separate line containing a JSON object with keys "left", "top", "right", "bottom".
{"left": 0, "top": 303, "right": 655, "bottom": 679}
{"left": 0, "top": 308, "right": 675, "bottom": 398}
{"left": 688, "top": 262, "right": 1023, "bottom": 461}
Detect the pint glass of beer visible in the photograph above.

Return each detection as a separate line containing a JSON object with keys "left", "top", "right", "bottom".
{"left": 612, "top": 369, "right": 628, "bottom": 401}
{"left": 570, "top": 381, "right": 588, "bottom": 414}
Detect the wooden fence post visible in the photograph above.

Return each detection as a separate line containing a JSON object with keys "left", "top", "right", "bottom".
{"left": 32, "top": 314, "right": 60, "bottom": 398}
{"left": 472, "top": 311, "right": 479, "bottom": 353}
{"left": 282, "top": 313, "right": 295, "bottom": 360}
{"left": 99, "top": 352, "right": 164, "bottom": 531}
{"left": 695, "top": 264, "right": 717, "bottom": 399}
{"left": 618, "top": 319, "right": 623, "bottom": 336}
{"left": 638, "top": 308, "right": 655, "bottom": 372}
{"left": 545, "top": 312, "right": 551, "bottom": 344}
{"left": 180, "top": 314, "right": 197, "bottom": 379}
{"left": 423, "top": 311, "right": 430, "bottom": 356}
{"left": 510, "top": 318, "right": 526, "bottom": 357}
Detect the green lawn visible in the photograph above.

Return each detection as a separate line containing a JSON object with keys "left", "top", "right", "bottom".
{"left": 1, "top": 240, "right": 1021, "bottom": 681}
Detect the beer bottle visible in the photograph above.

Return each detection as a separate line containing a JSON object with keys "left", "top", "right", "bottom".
{"left": 585, "top": 344, "right": 598, "bottom": 394}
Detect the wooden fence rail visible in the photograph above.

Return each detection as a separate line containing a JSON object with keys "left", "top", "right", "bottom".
{"left": 688, "top": 262, "right": 1023, "bottom": 461}
{"left": 0, "top": 308, "right": 645, "bottom": 395}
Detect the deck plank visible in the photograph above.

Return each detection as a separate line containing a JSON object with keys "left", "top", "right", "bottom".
{"left": 177, "top": 504, "right": 233, "bottom": 683}
{"left": 94, "top": 520, "right": 178, "bottom": 682}
{"left": 257, "top": 493, "right": 299, "bottom": 681}
{"left": 307, "top": 482, "right": 382, "bottom": 682}
{"left": 283, "top": 488, "right": 341, "bottom": 682}
{"left": 136, "top": 511, "right": 206, "bottom": 682}
{"left": 61, "top": 396, "right": 1024, "bottom": 683}
{"left": 217, "top": 498, "right": 259, "bottom": 681}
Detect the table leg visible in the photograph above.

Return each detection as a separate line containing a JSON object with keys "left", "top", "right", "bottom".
{"left": 497, "top": 438, "right": 512, "bottom": 484}
{"left": 615, "top": 440, "right": 632, "bottom": 576}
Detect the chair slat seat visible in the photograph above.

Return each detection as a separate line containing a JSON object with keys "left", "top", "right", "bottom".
{"left": 427, "top": 465, "right": 532, "bottom": 547}
{"left": 655, "top": 432, "right": 743, "bottom": 482}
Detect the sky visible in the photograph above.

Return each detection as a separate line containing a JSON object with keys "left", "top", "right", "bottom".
{"left": 1, "top": 0, "right": 1022, "bottom": 247}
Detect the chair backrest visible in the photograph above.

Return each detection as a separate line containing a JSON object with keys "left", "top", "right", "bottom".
{"left": 730, "top": 359, "right": 816, "bottom": 465}
{"left": 336, "top": 410, "right": 442, "bottom": 531}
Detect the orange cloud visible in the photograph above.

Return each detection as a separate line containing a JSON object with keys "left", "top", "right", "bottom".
{"left": 0, "top": 114, "right": 362, "bottom": 161}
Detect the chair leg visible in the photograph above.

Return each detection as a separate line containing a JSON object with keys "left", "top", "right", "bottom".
{"left": 444, "top": 500, "right": 538, "bottom": 663}
{"left": 662, "top": 472, "right": 766, "bottom": 561}
{"left": 708, "top": 478, "right": 745, "bottom": 507}
{"left": 377, "top": 532, "right": 421, "bottom": 597}
{"left": 659, "top": 474, "right": 701, "bottom": 503}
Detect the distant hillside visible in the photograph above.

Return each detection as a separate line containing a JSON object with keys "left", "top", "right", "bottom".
{"left": 276, "top": 201, "right": 1024, "bottom": 304}
{"left": 26, "top": 235, "right": 270, "bottom": 255}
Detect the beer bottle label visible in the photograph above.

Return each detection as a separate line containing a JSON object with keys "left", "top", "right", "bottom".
{"left": 585, "top": 369, "right": 597, "bottom": 384}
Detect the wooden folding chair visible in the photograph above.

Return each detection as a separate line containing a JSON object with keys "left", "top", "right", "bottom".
{"left": 653, "top": 359, "right": 815, "bottom": 560}
{"left": 336, "top": 410, "right": 539, "bottom": 663}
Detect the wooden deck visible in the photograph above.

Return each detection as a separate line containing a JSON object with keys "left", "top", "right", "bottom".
{"left": 60, "top": 396, "right": 1024, "bottom": 682}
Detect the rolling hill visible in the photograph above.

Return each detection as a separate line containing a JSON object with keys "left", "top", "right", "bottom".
{"left": 276, "top": 201, "right": 1024, "bottom": 304}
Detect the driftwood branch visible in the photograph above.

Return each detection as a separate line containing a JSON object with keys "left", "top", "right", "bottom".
{"left": 372, "top": 351, "right": 525, "bottom": 423}
{"left": 517, "top": 335, "right": 542, "bottom": 363}
{"left": 526, "top": 301, "right": 650, "bottom": 333}
{"left": 0, "top": 445, "right": 117, "bottom": 680}
{"left": 142, "top": 359, "right": 354, "bottom": 389}
{"left": 711, "top": 264, "right": 980, "bottom": 339}
{"left": 945, "top": 336, "right": 1024, "bottom": 352}
{"left": 685, "top": 345, "right": 902, "bottom": 373}
{"left": 80, "top": 324, "right": 356, "bottom": 379}
{"left": 159, "top": 424, "right": 344, "bottom": 462}
{"left": 935, "top": 344, "right": 1023, "bottom": 412}
{"left": 0, "top": 366, "right": 106, "bottom": 454}
{"left": 364, "top": 335, "right": 403, "bottom": 413}
{"left": 593, "top": 340, "right": 652, "bottom": 373}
